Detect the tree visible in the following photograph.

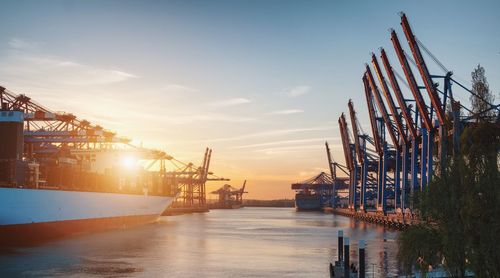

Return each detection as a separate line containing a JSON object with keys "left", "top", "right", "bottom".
{"left": 470, "top": 64, "right": 496, "bottom": 121}
{"left": 399, "top": 62, "right": 500, "bottom": 277}
{"left": 399, "top": 123, "right": 500, "bottom": 277}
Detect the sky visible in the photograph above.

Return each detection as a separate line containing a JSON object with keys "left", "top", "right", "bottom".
{"left": 0, "top": 0, "right": 499, "bottom": 199}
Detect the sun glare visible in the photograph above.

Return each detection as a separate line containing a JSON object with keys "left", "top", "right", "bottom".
{"left": 121, "top": 156, "right": 137, "bottom": 168}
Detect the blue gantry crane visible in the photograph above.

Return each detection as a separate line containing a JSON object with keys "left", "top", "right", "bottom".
{"left": 328, "top": 12, "right": 500, "bottom": 221}
{"left": 347, "top": 100, "right": 379, "bottom": 211}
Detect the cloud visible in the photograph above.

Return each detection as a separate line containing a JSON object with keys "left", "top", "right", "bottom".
{"left": 8, "top": 38, "right": 39, "bottom": 50}
{"left": 1, "top": 54, "right": 137, "bottom": 87}
{"left": 162, "top": 84, "right": 199, "bottom": 94}
{"left": 282, "top": 85, "right": 311, "bottom": 97}
{"left": 299, "top": 168, "right": 329, "bottom": 177}
{"left": 254, "top": 144, "right": 325, "bottom": 155}
{"left": 1, "top": 38, "right": 137, "bottom": 88}
{"left": 202, "top": 126, "right": 336, "bottom": 143}
{"left": 208, "top": 98, "right": 252, "bottom": 107}
{"left": 266, "top": 109, "right": 304, "bottom": 115}
{"left": 158, "top": 113, "right": 255, "bottom": 125}
{"left": 231, "top": 137, "right": 339, "bottom": 149}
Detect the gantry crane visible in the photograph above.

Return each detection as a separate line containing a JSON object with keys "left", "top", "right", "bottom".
{"left": 348, "top": 100, "right": 379, "bottom": 211}
{"left": 0, "top": 86, "right": 229, "bottom": 207}
{"left": 379, "top": 48, "right": 419, "bottom": 211}
{"left": 363, "top": 74, "right": 390, "bottom": 213}
{"left": 338, "top": 113, "right": 358, "bottom": 209}
{"left": 366, "top": 66, "right": 402, "bottom": 213}
{"left": 390, "top": 28, "right": 433, "bottom": 192}
{"left": 371, "top": 54, "right": 407, "bottom": 212}
{"left": 329, "top": 13, "right": 500, "bottom": 221}
{"left": 326, "top": 141, "right": 351, "bottom": 208}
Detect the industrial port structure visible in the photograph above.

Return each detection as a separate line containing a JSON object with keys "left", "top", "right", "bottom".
{"left": 291, "top": 172, "right": 348, "bottom": 210}
{"left": 326, "top": 13, "right": 500, "bottom": 226}
{"left": 209, "top": 180, "right": 247, "bottom": 209}
{"left": 0, "top": 86, "right": 227, "bottom": 209}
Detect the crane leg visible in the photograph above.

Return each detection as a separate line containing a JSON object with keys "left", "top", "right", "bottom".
{"left": 420, "top": 128, "right": 428, "bottom": 190}
{"left": 427, "top": 129, "right": 435, "bottom": 185}
{"left": 401, "top": 144, "right": 410, "bottom": 211}
{"left": 394, "top": 148, "right": 401, "bottom": 212}
{"left": 410, "top": 138, "right": 418, "bottom": 210}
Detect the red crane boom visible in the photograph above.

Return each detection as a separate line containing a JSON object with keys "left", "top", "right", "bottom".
{"left": 365, "top": 66, "right": 399, "bottom": 149}
{"left": 348, "top": 99, "right": 363, "bottom": 163}
{"left": 363, "top": 75, "right": 382, "bottom": 155}
{"left": 339, "top": 113, "right": 354, "bottom": 171}
{"left": 371, "top": 53, "right": 408, "bottom": 147}
{"left": 400, "top": 13, "right": 445, "bottom": 126}
{"left": 379, "top": 48, "right": 418, "bottom": 139}
{"left": 391, "top": 29, "right": 433, "bottom": 131}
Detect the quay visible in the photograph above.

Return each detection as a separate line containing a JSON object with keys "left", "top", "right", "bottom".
{"left": 324, "top": 208, "right": 418, "bottom": 229}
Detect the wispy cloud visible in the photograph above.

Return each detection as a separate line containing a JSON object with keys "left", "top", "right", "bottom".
{"left": 157, "top": 113, "right": 255, "bottom": 125}
{"left": 1, "top": 38, "right": 137, "bottom": 88}
{"left": 254, "top": 144, "right": 325, "bottom": 155}
{"left": 208, "top": 98, "right": 252, "bottom": 107}
{"left": 4, "top": 55, "right": 136, "bottom": 86}
{"left": 282, "top": 85, "right": 311, "bottom": 97}
{"left": 162, "top": 84, "right": 198, "bottom": 94}
{"left": 8, "top": 38, "right": 39, "bottom": 50}
{"left": 202, "top": 126, "right": 335, "bottom": 143}
{"left": 299, "top": 167, "right": 329, "bottom": 177}
{"left": 266, "top": 109, "right": 304, "bottom": 115}
{"left": 231, "top": 137, "right": 339, "bottom": 149}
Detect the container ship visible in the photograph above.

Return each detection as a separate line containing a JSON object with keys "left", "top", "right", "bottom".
{"left": 291, "top": 172, "right": 349, "bottom": 210}
{"left": 0, "top": 86, "right": 177, "bottom": 246}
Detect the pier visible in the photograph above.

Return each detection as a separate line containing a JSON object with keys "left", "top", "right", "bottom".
{"left": 325, "top": 208, "right": 417, "bottom": 230}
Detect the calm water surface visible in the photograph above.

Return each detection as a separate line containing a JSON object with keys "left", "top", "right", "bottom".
{"left": 1, "top": 208, "right": 400, "bottom": 277}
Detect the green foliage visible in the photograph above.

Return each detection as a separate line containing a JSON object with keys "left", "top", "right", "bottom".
{"left": 460, "top": 123, "right": 500, "bottom": 277}
{"left": 398, "top": 122, "right": 500, "bottom": 277}
{"left": 470, "top": 64, "right": 496, "bottom": 121}
{"left": 398, "top": 224, "right": 442, "bottom": 274}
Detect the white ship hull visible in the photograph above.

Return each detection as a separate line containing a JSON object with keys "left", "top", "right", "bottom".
{"left": 0, "top": 188, "right": 173, "bottom": 245}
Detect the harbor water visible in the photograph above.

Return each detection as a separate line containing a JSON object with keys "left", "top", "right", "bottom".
{"left": 0, "top": 208, "right": 400, "bottom": 277}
